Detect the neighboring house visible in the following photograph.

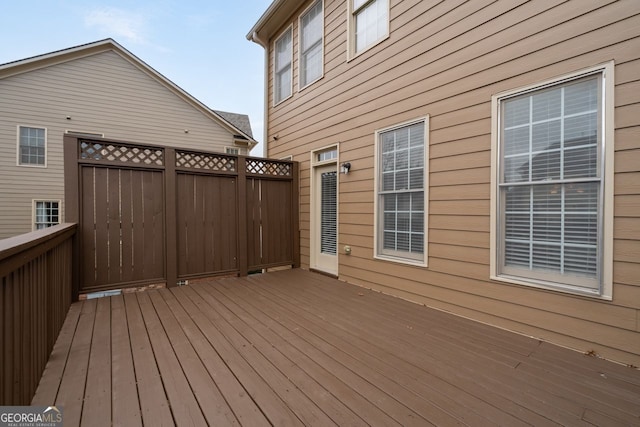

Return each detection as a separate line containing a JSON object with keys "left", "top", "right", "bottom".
{"left": 0, "top": 39, "right": 257, "bottom": 239}
{"left": 248, "top": 1, "right": 640, "bottom": 366}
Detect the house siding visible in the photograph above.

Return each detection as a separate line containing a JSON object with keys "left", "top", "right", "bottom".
{"left": 0, "top": 50, "right": 237, "bottom": 239}
{"left": 263, "top": 0, "right": 640, "bottom": 365}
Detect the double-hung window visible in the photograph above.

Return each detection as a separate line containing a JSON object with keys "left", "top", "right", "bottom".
{"left": 300, "top": 0, "right": 323, "bottom": 88}
{"left": 34, "top": 200, "right": 60, "bottom": 230}
{"left": 350, "top": 0, "right": 389, "bottom": 56}
{"left": 18, "top": 126, "right": 46, "bottom": 166}
{"left": 491, "top": 63, "right": 614, "bottom": 298}
{"left": 376, "top": 119, "right": 428, "bottom": 265}
{"left": 274, "top": 27, "right": 293, "bottom": 104}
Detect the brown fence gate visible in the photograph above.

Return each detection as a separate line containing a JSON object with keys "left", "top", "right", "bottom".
{"left": 64, "top": 136, "right": 299, "bottom": 297}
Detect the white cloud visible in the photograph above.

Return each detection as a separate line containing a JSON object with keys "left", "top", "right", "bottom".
{"left": 84, "top": 7, "right": 147, "bottom": 44}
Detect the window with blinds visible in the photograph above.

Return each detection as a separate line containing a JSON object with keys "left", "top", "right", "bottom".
{"left": 351, "top": 0, "right": 388, "bottom": 55}
{"left": 320, "top": 171, "right": 337, "bottom": 255}
{"left": 376, "top": 120, "right": 427, "bottom": 263}
{"left": 274, "top": 27, "right": 292, "bottom": 104}
{"left": 300, "top": 0, "right": 323, "bottom": 88}
{"left": 497, "top": 73, "right": 604, "bottom": 292}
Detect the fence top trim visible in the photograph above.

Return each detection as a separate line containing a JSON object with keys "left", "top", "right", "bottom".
{"left": 79, "top": 140, "right": 165, "bottom": 166}
{"left": 67, "top": 136, "right": 296, "bottom": 176}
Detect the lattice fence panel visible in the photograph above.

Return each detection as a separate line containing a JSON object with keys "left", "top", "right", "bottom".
{"left": 246, "top": 159, "right": 292, "bottom": 177}
{"left": 80, "top": 141, "right": 164, "bottom": 165}
{"left": 176, "top": 151, "right": 236, "bottom": 172}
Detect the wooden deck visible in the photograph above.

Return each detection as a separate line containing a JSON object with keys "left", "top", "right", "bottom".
{"left": 32, "top": 269, "right": 640, "bottom": 426}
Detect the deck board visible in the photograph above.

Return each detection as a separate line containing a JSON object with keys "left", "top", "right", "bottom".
{"left": 53, "top": 299, "right": 96, "bottom": 427}
{"left": 30, "top": 302, "right": 81, "bottom": 404}
{"left": 80, "top": 297, "right": 111, "bottom": 427}
{"left": 244, "top": 273, "right": 562, "bottom": 425}
{"left": 188, "top": 283, "right": 336, "bottom": 426}
{"left": 271, "top": 273, "right": 594, "bottom": 425}
{"left": 123, "top": 292, "right": 172, "bottom": 426}
{"left": 160, "top": 288, "right": 270, "bottom": 427}
{"left": 202, "top": 280, "right": 390, "bottom": 427}
{"left": 32, "top": 269, "right": 640, "bottom": 426}
{"left": 110, "top": 295, "right": 142, "bottom": 427}
{"left": 219, "top": 275, "right": 522, "bottom": 426}
{"left": 218, "top": 276, "right": 481, "bottom": 426}
{"left": 175, "top": 285, "right": 303, "bottom": 426}
{"left": 136, "top": 291, "right": 207, "bottom": 426}
{"left": 148, "top": 290, "right": 238, "bottom": 426}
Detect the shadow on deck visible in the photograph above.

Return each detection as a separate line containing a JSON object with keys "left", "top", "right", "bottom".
{"left": 33, "top": 269, "right": 640, "bottom": 426}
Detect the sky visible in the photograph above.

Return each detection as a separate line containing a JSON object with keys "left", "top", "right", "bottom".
{"left": 0, "top": 0, "right": 274, "bottom": 155}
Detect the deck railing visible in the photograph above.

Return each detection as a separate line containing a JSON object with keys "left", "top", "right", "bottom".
{"left": 0, "top": 223, "right": 76, "bottom": 405}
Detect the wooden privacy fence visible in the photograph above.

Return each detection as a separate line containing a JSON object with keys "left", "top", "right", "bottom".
{"left": 64, "top": 135, "right": 299, "bottom": 296}
{"left": 0, "top": 223, "right": 76, "bottom": 405}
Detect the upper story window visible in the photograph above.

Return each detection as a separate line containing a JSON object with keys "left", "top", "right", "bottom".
{"left": 299, "top": 0, "right": 323, "bottom": 88}
{"left": 350, "top": 0, "right": 389, "bottom": 57}
{"left": 225, "top": 147, "right": 240, "bottom": 155}
{"left": 18, "top": 126, "right": 46, "bottom": 166}
{"left": 375, "top": 118, "right": 428, "bottom": 265}
{"left": 491, "top": 63, "right": 614, "bottom": 298}
{"left": 274, "top": 26, "right": 293, "bottom": 105}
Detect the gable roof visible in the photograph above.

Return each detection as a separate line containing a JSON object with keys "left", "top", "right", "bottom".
{"left": 213, "top": 110, "right": 254, "bottom": 139}
{"left": 0, "top": 38, "right": 257, "bottom": 147}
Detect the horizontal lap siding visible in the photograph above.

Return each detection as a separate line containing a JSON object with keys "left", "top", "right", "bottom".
{"left": 0, "top": 51, "right": 236, "bottom": 239}
{"left": 266, "top": 0, "right": 640, "bottom": 365}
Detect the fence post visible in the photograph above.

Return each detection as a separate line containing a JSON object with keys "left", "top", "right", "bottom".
{"left": 165, "top": 148, "right": 178, "bottom": 287}
{"left": 63, "top": 135, "right": 81, "bottom": 301}
{"left": 291, "top": 161, "right": 300, "bottom": 269}
{"left": 237, "top": 156, "right": 248, "bottom": 276}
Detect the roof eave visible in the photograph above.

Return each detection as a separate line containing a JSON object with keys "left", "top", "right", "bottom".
{"left": 0, "top": 38, "right": 116, "bottom": 79}
{"left": 246, "top": 0, "right": 301, "bottom": 43}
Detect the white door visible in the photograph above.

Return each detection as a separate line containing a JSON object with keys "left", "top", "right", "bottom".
{"left": 312, "top": 164, "right": 338, "bottom": 275}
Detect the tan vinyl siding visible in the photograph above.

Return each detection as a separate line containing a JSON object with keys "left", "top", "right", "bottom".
{"left": 263, "top": 0, "right": 640, "bottom": 365}
{"left": 0, "top": 50, "right": 237, "bottom": 239}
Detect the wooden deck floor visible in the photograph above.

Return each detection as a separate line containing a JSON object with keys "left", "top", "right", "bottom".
{"left": 33, "top": 269, "right": 640, "bottom": 426}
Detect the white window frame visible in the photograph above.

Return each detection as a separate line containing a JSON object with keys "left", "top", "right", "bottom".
{"left": 374, "top": 117, "right": 429, "bottom": 266}
{"left": 273, "top": 25, "right": 293, "bottom": 105}
{"left": 17, "top": 125, "right": 47, "bottom": 167}
{"left": 490, "top": 62, "right": 614, "bottom": 300}
{"left": 225, "top": 146, "right": 241, "bottom": 155}
{"left": 299, "top": 0, "right": 324, "bottom": 90}
{"left": 347, "top": 0, "right": 390, "bottom": 60}
{"left": 33, "top": 200, "right": 61, "bottom": 231}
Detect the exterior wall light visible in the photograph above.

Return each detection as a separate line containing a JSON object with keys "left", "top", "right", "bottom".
{"left": 341, "top": 162, "right": 351, "bottom": 174}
